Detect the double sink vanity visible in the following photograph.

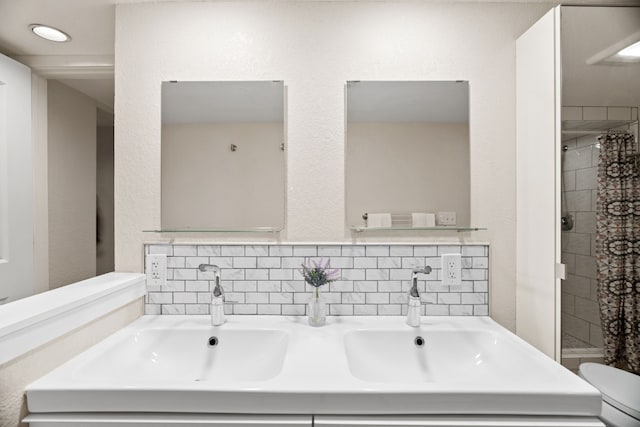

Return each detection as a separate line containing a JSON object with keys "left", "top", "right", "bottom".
{"left": 25, "top": 315, "right": 603, "bottom": 427}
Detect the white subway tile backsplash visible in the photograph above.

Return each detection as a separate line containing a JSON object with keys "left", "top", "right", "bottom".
{"left": 197, "top": 245, "right": 221, "bottom": 256}
{"left": 378, "top": 281, "right": 402, "bottom": 292}
{"left": 318, "top": 245, "right": 342, "bottom": 256}
{"left": 438, "top": 293, "right": 461, "bottom": 304}
{"left": 245, "top": 269, "right": 269, "bottom": 281}
{"left": 328, "top": 257, "right": 354, "bottom": 269}
{"left": 354, "top": 257, "right": 377, "bottom": 268}
{"left": 233, "top": 281, "right": 257, "bottom": 292}
{"left": 145, "top": 244, "right": 489, "bottom": 317}
{"left": 270, "top": 292, "right": 294, "bottom": 304}
{"left": 233, "top": 257, "right": 257, "bottom": 268}
{"left": 461, "top": 246, "right": 484, "bottom": 256}
{"left": 185, "top": 280, "right": 209, "bottom": 292}
{"left": 245, "top": 245, "right": 269, "bottom": 256}
{"left": 451, "top": 305, "right": 473, "bottom": 316}
{"left": 354, "top": 281, "right": 378, "bottom": 292}
{"left": 377, "top": 257, "right": 401, "bottom": 269}
{"left": 145, "top": 304, "right": 161, "bottom": 314}
{"left": 257, "top": 257, "right": 281, "bottom": 268}
{"left": 330, "top": 281, "right": 354, "bottom": 292}
{"left": 401, "top": 257, "right": 426, "bottom": 269}
{"left": 174, "top": 269, "right": 197, "bottom": 280}
{"left": 365, "top": 269, "right": 390, "bottom": 281}
{"left": 365, "top": 245, "right": 389, "bottom": 256}
{"left": 167, "top": 257, "right": 185, "bottom": 268}
{"left": 234, "top": 304, "right": 257, "bottom": 315}
{"left": 221, "top": 246, "right": 244, "bottom": 256}
{"left": 282, "top": 280, "right": 306, "bottom": 292}
{"left": 197, "top": 292, "right": 212, "bottom": 304}
{"left": 246, "top": 292, "right": 269, "bottom": 304}
{"left": 269, "top": 245, "right": 293, "bottom": 256}
{"left": 414, "top": 246, "right": 437, "bottom": 256}
{"left": 148, "top": 244, "right": 173, "bottom": 255}
{"left": 354, "top": 305, "right": 377, "bottom": 315}
{"left": 281, "top": 257, "right": 305, "bottom": 269}
{"left": 378, "top": 304, "right": 401, "bottom": 315}
{"left": 174, "top": 292, "right": 197, "bottom": 304}
{"left": 162, "top": 304, "right": 185, "bottom": 315}
{"left": 185, "top": 256, "right": 209, "bottom": 268}
{"left": 331, "top": 304, "right": 354, "bottom": 315}
{"left": 342, "top": 292, "right": 366, "bottom": 304}
{"left": 209, "top": 257, "right": 233, "bottom": 268}
{"left": 437, "top": 245, "right": 461, "bottom": 255}
{"left": 473, "top": 305, "right": 489, "bottom": 316}
{"left": 293, "top": 246, "right": 317, "bottom": 256}
{"left": 258, "top": 304, "right": 281, "bottom": 315}
{"left": 174, "top": 245, "right": 198, "bottom": 256}
{"left": 282, "top": 304, "right": 305, "bottom": 315}
{"left": 148, "top": 292, "right": 172, "bottom": 304}
{"left": 426, "top": 305, "right": 449, "bottom": 316}
{"left": 269, "top": 269, "right": 294, "bottom": 280}
{"left": 366, "top": 293, "right": 389, "bottom": 304}
{"left": 257, "top": 281, "right": 281, "bottom": 292}
{"left": 220, "top": 269, "right": 244, "bottom": 280}
{"left": 186, "top": 304, "right": 209, "bottom": 315}
{"left": 164, "top": 280, "right": 185, "bottom": 292}
{"left": 390, "top": 245, "right": 413, "bottom": 256}
{"left": 341, "top": 269, "right": 366, "bottom": 281}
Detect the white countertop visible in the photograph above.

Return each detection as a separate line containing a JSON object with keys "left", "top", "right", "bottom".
{"left": 26, "top": 315, "right": 601, "bottom": 417}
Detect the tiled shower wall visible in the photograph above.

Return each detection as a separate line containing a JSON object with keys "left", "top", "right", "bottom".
{"left": 144, "top": 244, "right": 489, "bottom": 316}
{"left": 561, "top": 134, "right": 602, "bottom": 348}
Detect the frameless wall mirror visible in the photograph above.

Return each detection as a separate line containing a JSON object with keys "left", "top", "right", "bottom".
{"left": 346, "top": 81, "right": 470, "bottom": 229}
{"left": 161, "top": 81, "right": 286, "bottom": 231}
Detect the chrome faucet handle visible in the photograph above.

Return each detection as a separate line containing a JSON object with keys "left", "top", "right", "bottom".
{"left": 198, "top": 264, "right": 223, "bottom": 298}
{"left": 409, "top": 266, "right": 432, "bottom": 298}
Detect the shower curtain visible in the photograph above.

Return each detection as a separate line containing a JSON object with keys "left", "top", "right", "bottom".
{"left": 596, "top": 131, "right": 639, "bottom": 374}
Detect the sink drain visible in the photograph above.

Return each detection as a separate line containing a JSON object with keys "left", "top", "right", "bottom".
{"left": 208, "top": 336, "right": 219, "bottom": 347}
{"left": 414, "top": 336, "right": 425, "bottom": 348}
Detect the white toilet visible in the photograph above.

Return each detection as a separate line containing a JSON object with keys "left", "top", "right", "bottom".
{"left": 579, "top": 363, "right": 640, "bottom": 427}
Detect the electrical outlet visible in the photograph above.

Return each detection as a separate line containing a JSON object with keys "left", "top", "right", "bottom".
{"left": 145, "top": 254, "right": 167, "bottom": 288}
{"left": 441, "top": 253, "right": 462, "bottom": 286}
{"left": 437, "top": 212, "right": 457, "bottom": 226}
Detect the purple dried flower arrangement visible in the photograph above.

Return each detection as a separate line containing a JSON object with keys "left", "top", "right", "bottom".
{"left": 299, "top": 258, "right": 340, "bottom": 289}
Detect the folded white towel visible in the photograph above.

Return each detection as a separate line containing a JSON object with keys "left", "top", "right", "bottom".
{"left": 412, "top": 213, "right": 435, "bottom": 228}
{"left": 367, "top": 213, "right": 392, "bottom": 228}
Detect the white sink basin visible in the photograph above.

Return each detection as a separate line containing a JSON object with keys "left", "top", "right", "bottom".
{"left": 26, "top": 316, "right": 601, "bottom": 418}
{"left": 344, "top": 329, "right": 516, "bottom": 383}
{"left": 73, "top": 327, "right": 289, "bottom": 382}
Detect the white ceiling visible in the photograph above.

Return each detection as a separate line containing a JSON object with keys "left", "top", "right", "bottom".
{"left": 0, "top": 0, "right": 638, "bottom": 113}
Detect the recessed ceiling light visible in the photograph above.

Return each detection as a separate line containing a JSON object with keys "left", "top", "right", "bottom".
{"left": 29, "top": 24, "right": 71, "bottom": 43}
{"left": 617, "top": 40, "right": 640, "bottom": 58}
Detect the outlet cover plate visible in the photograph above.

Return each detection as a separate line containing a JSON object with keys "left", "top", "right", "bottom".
{"left": 145, "top": 254, "right": 167, "bottom": 288}
{"left": 437, "top": 212, "right": 457, "bottom": 226}
{"left": 441, "top": 253, "right": 462, "bottom": 286}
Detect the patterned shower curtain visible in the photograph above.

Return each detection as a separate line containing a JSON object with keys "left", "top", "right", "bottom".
{"left": 596, "top": 131, "right": 639, "bottom": 374}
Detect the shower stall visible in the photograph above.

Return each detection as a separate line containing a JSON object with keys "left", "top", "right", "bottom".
{"left": 560, "top": 105, "right": 639, "bottom": 365}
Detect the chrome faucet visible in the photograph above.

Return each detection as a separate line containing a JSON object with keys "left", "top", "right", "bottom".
{"left": 407, "top": 266, "right": 432, "bottom": 327}
{"left": 198, "top": 264, "right": 225, "bottom": 326}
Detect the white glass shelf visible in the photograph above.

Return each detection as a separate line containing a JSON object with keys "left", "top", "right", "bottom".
{"left": 349, "top": 226, "right": 487, "bottom": 233}
{"left": 142, "top": 227, "right": 282, "bottom": 233}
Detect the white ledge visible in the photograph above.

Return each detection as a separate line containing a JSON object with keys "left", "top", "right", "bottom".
{"left": 0, "top": 272, "right": 146, "bottom": 365}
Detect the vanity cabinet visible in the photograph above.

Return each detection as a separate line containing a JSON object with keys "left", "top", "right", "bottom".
{"left": 24, "top": 414, "right": 312, "bottom": 427}
{"left": 314, "top": 415, "right": 603, "bottom": 427}
{"left": 25, "top": 414, "right": 604, "bottom": 427}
